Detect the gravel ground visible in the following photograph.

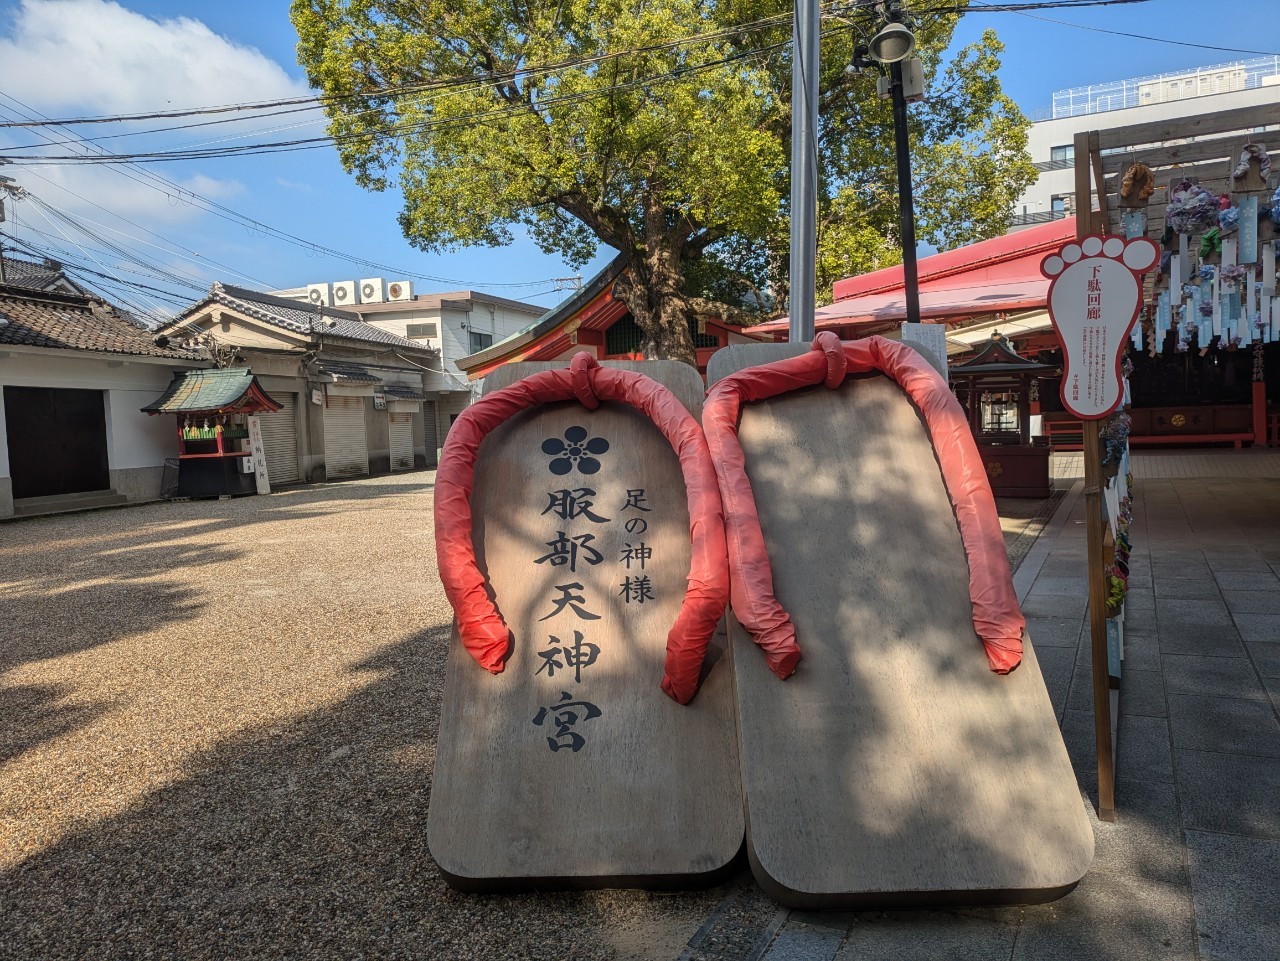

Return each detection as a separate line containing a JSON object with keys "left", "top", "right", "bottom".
{"left": 0, "top": 473, "right": 1062, "bottom": 961}
{"left": 0, "top": 474, "right": 723, "bottom": 961}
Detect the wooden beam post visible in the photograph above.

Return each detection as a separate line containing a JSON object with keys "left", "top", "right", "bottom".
{"left": 1074, "top": 129, "right": 1117, "bottom": 822}
{"left": 1082, "top": 418, "right": 1116, "bottom": 821}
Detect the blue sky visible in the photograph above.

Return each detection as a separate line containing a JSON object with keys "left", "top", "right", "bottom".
{"left": 0, "top": 0, "right": 1276, "bottom": 319}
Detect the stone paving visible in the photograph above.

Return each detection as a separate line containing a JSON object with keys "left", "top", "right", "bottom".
{"left": 685, "top": 449, "right": 1280, "bottom": 961}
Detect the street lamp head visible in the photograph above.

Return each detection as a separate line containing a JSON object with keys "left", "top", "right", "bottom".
{"left": 867, "top": 21, "right": 916, "bottom": 64}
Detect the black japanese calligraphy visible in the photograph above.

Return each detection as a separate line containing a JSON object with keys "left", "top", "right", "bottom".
{"left": 535, "top": 532, "right": 604, "bottom": 572}
{"left": 619, "top": 574, "right": 655, "bottom": 605}
{"left": 542, "top": 488, "right": 609, "bottom": 524}
{"left": 621, "top": 488, "right": 652, "bottom": 512}
{"left": 538, "top": 582, "right": 602, "bottom": 621}
{"left": 619, "top": 542, "right": 652, "bottom": 570}
{"left": 532, "top": 691, "right": 603, "bottom": 752}
{"left": 535, "top": 631, "right": 600, "bottom": 683}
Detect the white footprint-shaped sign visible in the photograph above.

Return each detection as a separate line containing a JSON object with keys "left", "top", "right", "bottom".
{"left": 1042, "top": 235, "right": 1158, "bottom": 419}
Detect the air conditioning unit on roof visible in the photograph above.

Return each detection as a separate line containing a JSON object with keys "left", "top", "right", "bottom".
{"left": 387, "top": 280, "right": 414, "bottom": 302}
{"left": 332, "top": 280, "right": 358, "bottom": 306}
{"left": 360, "top": 278, "right": 386, "bottom": 304}
{"left": 307, "top": 283, "right": 332, "bottom": 307}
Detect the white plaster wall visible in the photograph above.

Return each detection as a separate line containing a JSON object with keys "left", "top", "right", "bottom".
{"left": 362, "top": 306, "right": 442, "bottom": 350}
{"left": 105, "top": 390, "right": 179, "bottom": 469}
{"left": 492, "top": 304, "right": 543, "bottom": 337}
{"left": 0, "top": 350, "right": 194, "bottom": 488}
{"left": 0, "top": 352, "right": 182, "bottom": 392}
{"left": 439, "top": 307, "right": 473, "bottom": 373}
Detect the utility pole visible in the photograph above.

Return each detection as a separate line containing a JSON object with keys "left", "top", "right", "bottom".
{"left": 0, "top": 171, "right": 14, "bottom": 286}
{"left": 789, "top": 0, "right": 820, "bottom": 343}
{"left": 889, "top": 59, "right": 921, "bottom": 325}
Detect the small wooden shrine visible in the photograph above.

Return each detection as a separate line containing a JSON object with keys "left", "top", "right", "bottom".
{"left": 950, "top": 331, "right": 1054, "bottom": 497}
{"left": 142, "top": 368, "right": 281, "bottom": 498}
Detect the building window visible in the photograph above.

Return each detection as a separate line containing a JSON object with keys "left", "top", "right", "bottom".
{"left": 469, "top": 330, "right": 494, "bottom": 353}
{"left": 1050, "top": 144, "right": 1074, "bottom": 163}
{"left": 1051, "top": 195, "right": 1068, "bottom": 215}
{"left": 606, "top": 314, "right": 646, "bottom": 356}
{"left": 406, "top": 322, "right": 438, "bottom": 339}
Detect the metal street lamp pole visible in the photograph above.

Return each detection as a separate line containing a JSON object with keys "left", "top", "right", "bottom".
{"left": 889, "top": 60, "right": 921, "bottom": 326}
{"left": 789, "top": 0, "right": 819, "bottom": 343}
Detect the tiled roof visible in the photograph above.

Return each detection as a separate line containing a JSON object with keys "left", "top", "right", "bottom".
{"left": 0, "top": 255, "right": 90, "bottom": 294}
{"left": 0, "top": 284, "right": 204, "bottom": 360}
{"left": 317, "top": 360, "right": 381, "bottom": 384}
{"left": 182, "top": 283, "right": 430, "bottom": 351}
{"left": 141, "top": 368, "right": 282, "bottom": 413}
{"left": 382, "top": 385, "right": 427, "bottom": 400}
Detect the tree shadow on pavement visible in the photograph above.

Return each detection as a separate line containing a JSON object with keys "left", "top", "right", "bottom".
{"left": 0, "top": 621, "right": 721, "bottom": 961}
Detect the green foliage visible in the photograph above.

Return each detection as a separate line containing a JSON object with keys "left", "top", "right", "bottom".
{"left": 292, "top": 0, "right": 1037, "bottom": 346}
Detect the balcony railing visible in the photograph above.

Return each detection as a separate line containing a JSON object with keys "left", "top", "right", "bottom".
{"left": 1009, "top": 210, "right": 1069, "bottom": 227}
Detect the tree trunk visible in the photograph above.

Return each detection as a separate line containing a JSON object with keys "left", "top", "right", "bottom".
{"left": 611, "top": 246, "right": 699, "bottom": 366}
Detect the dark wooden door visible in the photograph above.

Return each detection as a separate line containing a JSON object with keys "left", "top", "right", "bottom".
{"left": 3, "top": 386, "right": 110, "bottom": 499}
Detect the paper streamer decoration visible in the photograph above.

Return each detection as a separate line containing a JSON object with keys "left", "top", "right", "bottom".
{"left": 1223, "top": 236, "right": 1238, "bottom": 272}
{"left": 1122, "top": 211, "right": 1146, "bottom": 239}
{"left": 1212, "top": 273, "right": 1223, "bottom": 337}
{"left": 1239, "top": 196, "right": 1259, "bottom": 265}
{"left": 1264, "top": 242, "right": 1276, "bottom": 297}
{"left": 1246, "top": 268, "right": 1257, "bottom": 342}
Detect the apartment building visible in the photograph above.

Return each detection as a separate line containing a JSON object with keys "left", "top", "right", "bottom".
{"left": 273, "top": 278, "right": 545, "bottom": 464}
{"left": 1012, "top": 57, "right": 1280, "bottom": 228}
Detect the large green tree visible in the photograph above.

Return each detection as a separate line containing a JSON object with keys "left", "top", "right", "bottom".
{"left": 292, "top": 0, "right": 1035, "bottom": 362}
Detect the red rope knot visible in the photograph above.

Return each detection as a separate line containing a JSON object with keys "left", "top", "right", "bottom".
{"left": 812, "top": 331, "right": 847, "bottom": 389}
{"left": 569, "top": 351, "right": 601, "bottom": 409}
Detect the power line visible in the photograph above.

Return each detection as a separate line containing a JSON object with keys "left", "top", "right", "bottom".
{"left": 0, "top": 35, "right": 797, "bottom": 165}
{"left": 961, "top": 0, "right": 1279, "bottom": 56}
{"left": 0, "top": 0, "right": 1145, "bottom": 141}
{"left": 0, "top": 94, "right": 568, "bottom": 290}
{"left": 0, "top": 1, "right": 1161, "bottom": 165}
{"left": 0, "top": 8, "right": 805, "bottom": 137}
{"left": 0, "top": 0, "right": 1163, "bottom": 311}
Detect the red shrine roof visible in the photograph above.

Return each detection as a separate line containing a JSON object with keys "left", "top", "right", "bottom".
{"left": 456, "top": 253, "right": 763, "bottom": 378}
{"left": 755, "top": 217, "right": 1077, "bottom": 337}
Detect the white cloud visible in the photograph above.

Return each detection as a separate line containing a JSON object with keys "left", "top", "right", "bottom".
{"left": 0, "top": 1, "right": 308, "bottom": 278}
{"left": 0, "top": 0, "right": 308, "bottom": 115}
{"left": 11, "top": 165, "right": 245, "bottom": 225}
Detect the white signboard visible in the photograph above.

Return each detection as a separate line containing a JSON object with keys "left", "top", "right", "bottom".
{"left": 246, "top": 415, "right": 271, "bottom": 495}
{"left": 1041, "top": 235, "right": 1158, "bottom": 420}
{"left": 900, "top": 322, "right": 948, "bottom": 380}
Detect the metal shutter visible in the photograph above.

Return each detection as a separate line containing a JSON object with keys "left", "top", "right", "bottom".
{"left": 324, "top": 395, "right": 368, "bottom": 478}
{"left": 389, "top": 413, "right": 414, "bottom": 471}
{"left": 423, "top": 400, "right": 439, "bottom": 468}
{"left": 257, "top": 394, "right": 299, "bottom": 485}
